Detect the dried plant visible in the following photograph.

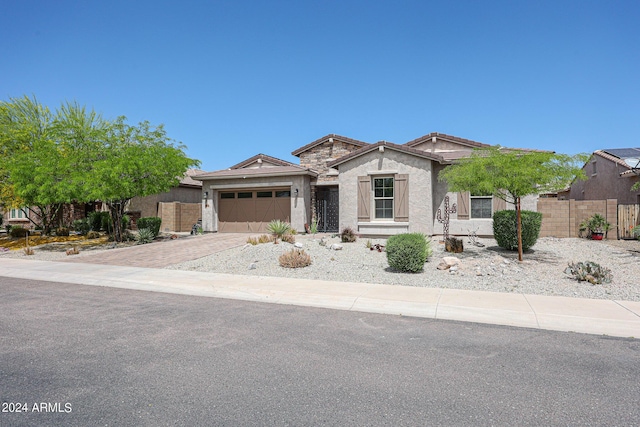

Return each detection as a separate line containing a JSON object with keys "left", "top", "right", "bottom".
{"left": 279, "top": 249, "right": 312, "bottom": 268}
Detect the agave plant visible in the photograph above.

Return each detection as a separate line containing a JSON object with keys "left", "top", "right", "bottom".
{"left": 266, "top": 220, "right": 291, "bottom": 244}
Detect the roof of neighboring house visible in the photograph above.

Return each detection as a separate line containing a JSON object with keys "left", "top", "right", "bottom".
{"left": 404, "top": 132, "right": 491, "bottom": 149}
{"left": 594, "top": 148, "right": 640, "bottom": 177}
{"left": 230, "top": 153, "right": 298, "bottom": 169}
{"left": 192, "top": 154, "right": 318, "bottom": 181}
{"left": 179, "top": 169, "right": 206, "bottom": 187}
{"left": 327, "top": 140, "right": 446, "bottom": 168}
{"left": 291, "top": 134, "right": 369, "bottom": 157}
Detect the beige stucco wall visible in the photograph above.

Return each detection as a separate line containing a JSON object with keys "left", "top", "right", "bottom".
{"left": 200, "top": 174, "right": 311, "bottom": 233}
{"left": 337, "top": 149, "right": 433, "bottom": 236}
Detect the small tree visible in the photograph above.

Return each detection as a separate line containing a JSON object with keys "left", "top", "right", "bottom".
{"left": 439, "top": 147, "right": 586, "bottom": 261}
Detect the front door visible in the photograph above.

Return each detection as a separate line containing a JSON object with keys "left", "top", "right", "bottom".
{"left": 316, "top": 187, "right": 339, "bottom": 233}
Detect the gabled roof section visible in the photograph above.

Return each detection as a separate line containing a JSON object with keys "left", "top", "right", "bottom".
{"left": 230, "top": 153, "right": 297, "bottom": 169}
{"left": 404, "top": 132, "right": 491, "bottom": 149}
{"left": 179, "top": 169, "right": 206, "bottom": 188}
{"left": 327, "top": 141, "right": 445, "bottom": 168}
{"left": 292, "top": 134, "right": 369, "bottom": 157}
{"left": 192, "top": 154, "right": 318, "bottom": 181}
{"left": 593, "top": 149, "right": 639, "bottom": 176}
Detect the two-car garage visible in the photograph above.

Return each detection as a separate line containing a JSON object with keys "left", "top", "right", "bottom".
{"left": 217, "top": 188, "right": 291, "bottom": 233}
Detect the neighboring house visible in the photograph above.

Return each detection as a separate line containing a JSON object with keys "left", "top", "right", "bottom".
{"left": 126, "top": 168, "right": 205, "bottom": 231}
{"left": 560, "top": 148, "right": 640, "bottom": 204}
{"left": 195, "top": 132, "right": 537, "bottom": 236}
{"left": 2, "top": 206, "right": 36, "bottom": 229}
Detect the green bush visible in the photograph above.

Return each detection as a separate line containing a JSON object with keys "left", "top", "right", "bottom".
{"left": 9, "top": 226, "right": 29, "bottom": 238}
{"left": 266, "top": 219, "right": 291, "bottom": 243}
{"left": 72, "top": 218, "right": 91, "bottom": 235}
{"left": 492, "top": 210, "right": 542, "bottom": 251}
{"left": 137, "top": 217, "right": 162, "bottom": 238}
{"left": 386, "top": 233, "right": 431, "bottom": 273}
{"left": 88, "top": 211, "right": 110, "bottom": 231}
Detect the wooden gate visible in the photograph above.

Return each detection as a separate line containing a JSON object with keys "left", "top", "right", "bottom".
{"left": 618, "top": 204, "right": 640, "bottom": 239}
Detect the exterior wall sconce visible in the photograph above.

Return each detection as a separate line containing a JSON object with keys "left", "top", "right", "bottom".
{"left": 203, "top": 191, "right": 209, "bottom": 207}
{"left": 294, "top": 188, "right": 299, "bottom": 196}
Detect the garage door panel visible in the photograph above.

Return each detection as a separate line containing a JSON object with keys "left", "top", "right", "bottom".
{"left": 218, "top": 189, "right": 291, "bottom": 233}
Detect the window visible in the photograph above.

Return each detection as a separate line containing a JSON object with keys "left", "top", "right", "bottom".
{"left": 220, "top": 192, "right": 235, "bottom": 199}
{"left": 257, "top": 191, "right": 272, "bottom": 198}
{"left": 275, "top": 190, "right": 290, "bottom": 198}
{"left": 592, "top": 161, "right": 597, "bottom": 176}
{"left": 237, "top": 192, "right": 253, "bottom": 199}
{"left": 373, "top": 177, "right": 394, "bottom": 219}
{"left": 470, "top": 194, "right": 492, "bottom": 219}
{"left": 10, "top": 208, "right": 27, "bottom": 219}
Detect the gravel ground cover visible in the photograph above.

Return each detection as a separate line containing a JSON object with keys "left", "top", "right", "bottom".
{"left": 167, "top": 234, "right": 640, "bottom": 301}
{"left": 3, "top": 232, "right": 638, "bottom": 301}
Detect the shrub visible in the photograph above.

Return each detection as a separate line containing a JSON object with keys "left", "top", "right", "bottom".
{"left": 86, "top": 231, "right": 101, "bottom": 239}
{"left": 66, "top": 246, "right": 80, "bottom": 256}
{"left": 279, "top": 249, "right": 312, "bottom": 268}
{"left": 136, "top": 228, "right": 154, "bottom": 245}
{"left": 281, "top": 234, "right": 296, "bottom": 244}
{"left": 137, "top": 217, "right": 162, "bottom": 238}
{"left": 564, "top": 261, "right": 612, "bottom": 285}
{"left": 266, "top": 220, "right": 291, "bottom": 243}
{"left": 23, "top": 247, "right": 34, "bottom": 255}
{"left": 340, "top": 226, "right": 358, "bottom": 243}
{"left": 55, "top": 227, "right": 70, "bottom": 237}
{"left": 72, "top": 218, "right": 91, "bottom": 235}
{"left": 88, "top": 211, "right": 110, "bottom": 231}
{"left": 492, "top": 210, "right": 542, "bottom": 251}
{"left": 10, "top": 226, "right": 29, "bottom": 238}
{"left": 386, "top": 233, "right": 431, "bottom": 273}
{"left": 633, "top": 224, "right": 640, "bottom": 240}
{"left": 309, "top": 220, "right": 319, "bottom": 235}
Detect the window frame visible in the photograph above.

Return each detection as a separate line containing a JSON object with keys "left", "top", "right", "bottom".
{"left": 10, "top": 207, "right": 27, "bottom": 220}
{"left": 470, "top": 194, "right": 493, "bottom": 219}
{"left": 372, "top": 176, "right": 394, "bottom": 220}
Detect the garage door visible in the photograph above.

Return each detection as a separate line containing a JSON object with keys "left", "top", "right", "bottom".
{"left": 218, "top": 189, "right": 291, "bottom": 232}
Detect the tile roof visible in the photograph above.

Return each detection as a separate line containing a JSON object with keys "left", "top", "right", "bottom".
{"left": 327, "top": 141, "right": 445, "bottom": 168}
{"left": 229, "top": 153, "right": 298, "bottom": 169}
{"left": 593, "top": 150, "right": 638, "bottom": 175}
{"left": 178, "top": 169, "right": 205, "bottom": 187}
{"left": 404, "top": 132, "right": 491, "bottom": 149}
{"left": 291, "top": 134, "right": 369, "bottom": 157}
{"left": 192, "top": 165, "right": 317, "bottom": 180}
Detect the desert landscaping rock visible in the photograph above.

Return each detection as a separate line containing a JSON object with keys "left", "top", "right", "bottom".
{"left": 3, "top": 233, "right": 639, "bottom": 301}
{"left": 166, "top": 235, "right": 640, "bottom": 302}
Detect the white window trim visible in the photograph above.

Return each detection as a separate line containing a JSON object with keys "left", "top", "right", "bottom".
{"left": 10, "top": 207, "right": 28, "bottom": 220}
{"left": 470, "top": 195, "right": 493, "bottom": 219}
{"left": 372, "top": 176, "right": 394, "bottom": 221}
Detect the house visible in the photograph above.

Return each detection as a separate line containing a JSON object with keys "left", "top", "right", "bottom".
{"left": 126, "top": 168, "right": 205, "bottom": 232}
{"left": 560, "top": 148, "right": 640, "bottom": 205}
{"left": 195, "top": 132, "right": 537, "bottom": 237}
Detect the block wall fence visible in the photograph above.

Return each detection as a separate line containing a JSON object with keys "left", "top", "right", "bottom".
{"left": 537, "top": 198, "right": 618, "bottom": 238}
{"left": 158, "top": 202, "right": 201, "bottom": 233}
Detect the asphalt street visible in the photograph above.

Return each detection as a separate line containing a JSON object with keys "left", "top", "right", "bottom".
{"left": 1, "top": 277, "right": 639, "bottom": 426}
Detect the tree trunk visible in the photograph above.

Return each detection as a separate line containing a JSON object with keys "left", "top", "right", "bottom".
{"left": 516, "top": 196, "right": 523, "bottom": 262}
{"left": 107, "top": 200, "right": 126, "bottom": 243}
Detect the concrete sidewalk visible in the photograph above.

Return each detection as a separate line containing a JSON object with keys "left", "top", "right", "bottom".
{"left": 1, "top": 258, "right": 639, "bottom": 338}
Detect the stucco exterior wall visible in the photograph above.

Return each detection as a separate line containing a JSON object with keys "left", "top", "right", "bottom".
{"left": 201, "top": 175, "right": 311, "bottom": 233}
{"left": 568, "top": 155, "right": 640, "bottom": 204}
{"left": 337, "top": 149, "right": 433, "bottom": 236}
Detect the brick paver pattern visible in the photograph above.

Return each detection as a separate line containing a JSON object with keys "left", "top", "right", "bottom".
{"left": 62, "top": 233, "right": 248, "bottom": 268}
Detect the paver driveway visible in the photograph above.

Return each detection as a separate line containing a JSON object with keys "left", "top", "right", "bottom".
{"left": 61, "top": 233, "right": 248, "bottom": 268}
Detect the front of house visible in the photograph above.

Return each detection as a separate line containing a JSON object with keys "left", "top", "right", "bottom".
{"left": 194, "top": 132, "right": 527, "bottom": 237}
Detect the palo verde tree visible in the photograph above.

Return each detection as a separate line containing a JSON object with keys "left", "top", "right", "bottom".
{"left": 439, "top": 146, "right": 586, "bottom": 261}
{"left": 0, "top": 96, "right": 72, "bottom": 234}
{"left": 87, "top": 116, "right": 200, "bottom": 242}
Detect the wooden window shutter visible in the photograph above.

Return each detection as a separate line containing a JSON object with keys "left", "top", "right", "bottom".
{"left": 493, "top": 196, "right": 506, "bottom": 213}
{"left": 457, "top": 191, "right": 470, "bottom": 220}
{"left": 394, "top": 174, "right": 409, "bottom": 222}
{"left": 357, "top": 176, "right": 371, "bottom": 222}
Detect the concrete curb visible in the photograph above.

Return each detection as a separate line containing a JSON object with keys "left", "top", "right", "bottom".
{"left": 1, "top": 258, "right": 639, "bottom": 338}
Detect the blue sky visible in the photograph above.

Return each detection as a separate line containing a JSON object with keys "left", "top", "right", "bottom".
{"left": 2, "top": 1, "right": 639, "bottom": 171}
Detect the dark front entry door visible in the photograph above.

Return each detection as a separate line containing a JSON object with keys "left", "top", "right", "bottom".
{"left": 316, "top": 187, "right": 339, "bottom": 233}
